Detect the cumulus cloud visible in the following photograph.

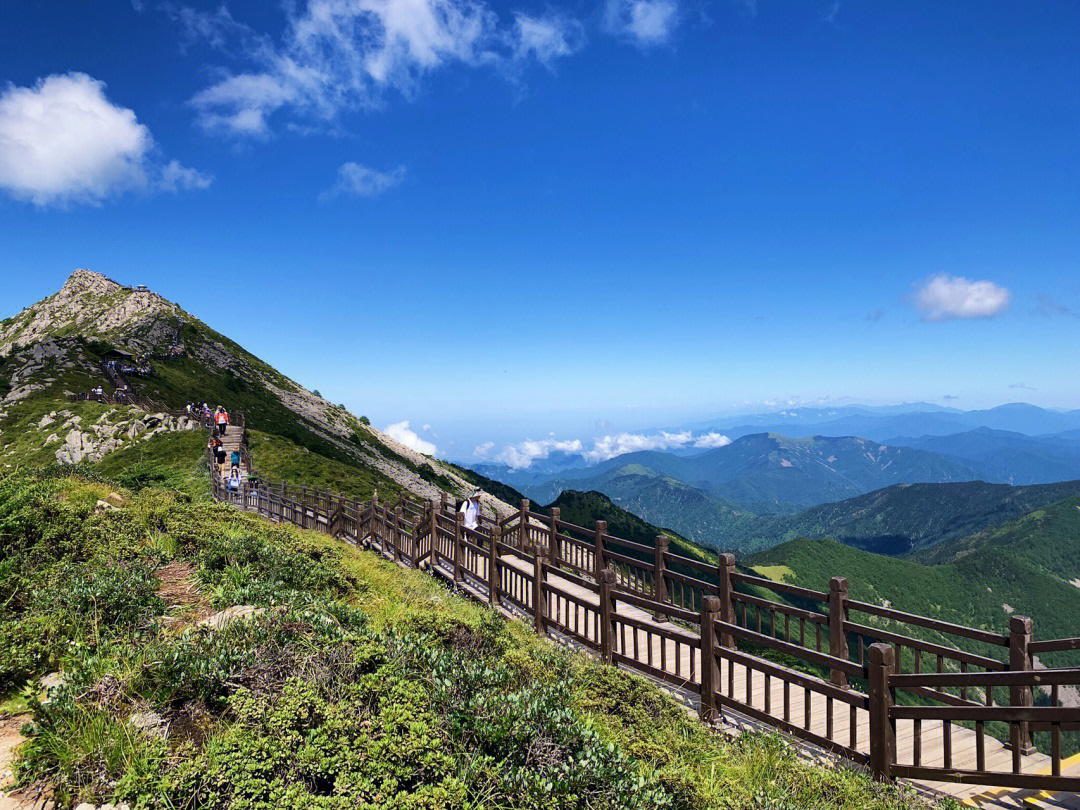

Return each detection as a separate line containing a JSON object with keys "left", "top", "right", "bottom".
{"left": 509, "top": 11, "right": 586, "bottom": 69}
{"left": 604, "top": 0, "right": 680, "bottom": 46}
{"left": 320, "top": 162, "right": 406, "bottom": 201}
{"left": 492, "top": 429, "right": 732, "bottom": 469}
{"left": 0, "top": 73, "right": 211, "bottom": 207}
{"left": 693, "top": 431, "right": 732, "bottom": 449}
{"left": 383, "top": 420, "right": 437, "bottom": 455}
{"left": 585, "top": 430, "right": 696, "bottom": 462}
{"left": 159, "top": 159, "right": 214, "bottom": 192}
{"left": 497, "top": 438, "right": 584, "bottom": 469}
{"left": 183, "top": 0, "right": 585, "bottom": 137}
{"left": 473, "top": 440, "right": 495, "bottom": 457}
{"left": 910, "top": 274, "right": 1011, "bottom": 322}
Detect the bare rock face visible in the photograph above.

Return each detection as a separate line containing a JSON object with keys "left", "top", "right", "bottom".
{"left": 0, "top": 270, "right": 183, "bottom": 357}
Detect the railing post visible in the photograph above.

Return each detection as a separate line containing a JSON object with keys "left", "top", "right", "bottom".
{"left": 488, "top": 525, "right": 500, "bottom": 607}
{"left": 440, "top": 491, "right": 448, "bottom": 515}
{"left": 393, "top": 506, "right": 402, "bottom": 563}
{"left": 829, "top": 576, "right": 850, "bottom": 689}
{"left": 453, "top": 512, "right": 464, "bottom": 583}
{"left": 593, "top": 520, "right": 607, "bottom": 580}
{"left": 1008, "top": 615, "right": 1036, "bottom": 755}
{"left": 700, "top": 595, "right": 721, "bottom": 722}
{"left": 368, "top": 492, "right": 378, "bottom": 549}
{"left": 868, "top": 643, "right": 896, "bottom": 782}
{"left": 533, "top": 544, "right": 547, "bottom": 637}
{"left": 717, "top": 553, "right": 736, "bottom": 648}
{"left": 428, "top": 498, "right": 439, "bottom": 569}
{"left": 549, "top": 507, "right": 560, "bottom": 561}
{"left": 599, "top": 568, "right": 616, "bottom": 664}
{"left": 653, "top": 535, "right": 670, "bottom": 622}
{"left": 519, "top": 499, "right": 530, "bottom": 549}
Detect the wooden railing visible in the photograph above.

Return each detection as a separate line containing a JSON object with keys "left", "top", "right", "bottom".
{"left": 204, "top": 433, "right": 1080, "bottom": 794}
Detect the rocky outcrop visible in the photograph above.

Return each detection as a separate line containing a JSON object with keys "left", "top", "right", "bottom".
{"left": 52, "top": 410, "right": 198, "bottom": 464}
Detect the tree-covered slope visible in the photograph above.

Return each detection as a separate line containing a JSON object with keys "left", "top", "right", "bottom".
{"left": 748, "top": 496, "right": 1080, "bottom": 660}
{"left": 540, "top": 489, "right": 716, "bottom": 565}
{"left": 732, "top": 479, "right": 1080, "bottom": 556}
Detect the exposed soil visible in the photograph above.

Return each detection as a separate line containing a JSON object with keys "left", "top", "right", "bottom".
{"left": 156, "top": 560, "right": 211, "bottom": 629}
{"left": 0, "top": 714, "right": 50, "bottom": 810}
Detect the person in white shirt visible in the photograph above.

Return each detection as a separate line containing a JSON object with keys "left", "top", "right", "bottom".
{"left": 458, "top": 489, "right": 482, "bottom": 531}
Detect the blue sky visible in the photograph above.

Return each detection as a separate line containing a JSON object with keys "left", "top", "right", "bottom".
{"left": 1, "top": 0, "right": 1078, "bottom": 461}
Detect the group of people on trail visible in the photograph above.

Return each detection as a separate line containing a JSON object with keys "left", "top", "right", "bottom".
{"left": 186, "top": 402, "right": 230, "bottom": 437}
{"left": 106, "top": 358, "right": 152, "bottom": 377}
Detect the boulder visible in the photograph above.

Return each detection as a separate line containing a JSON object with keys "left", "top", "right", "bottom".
{"left": 198, "top": 605, "right": 264, "bottom": 631}
{"left": 39, "top": 671, "right": 65, "bottom": 704}
{"left": 105, "top": 492, "right": 125, "bottom": 509}
{"left": 129, "top": 710, "right": 167, "bottom": 739}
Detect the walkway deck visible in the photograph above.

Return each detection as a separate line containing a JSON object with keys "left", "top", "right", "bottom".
{"left": 421, "top": 548, "right": 1080, "bottom": 809}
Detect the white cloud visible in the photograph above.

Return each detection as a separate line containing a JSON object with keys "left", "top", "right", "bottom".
{"left": 510, "top": 11, "right": 586, "bottom": 69}
{"left": 584, "top": 430, "right": 693, "bottom": 462}
{"left": 911, "top": 274, "right": 1011, "bottom": 322}
{"left": 604, "top": 0, "right": 680, "bottom": 46}
{"left": 383, "top": 420, "right": 437, "bottom": 455}
{"left": 693, "top": 431, "right": 732, "bottom": 449}
{"left": 496, "top": 438, "right": 583, "bottom": 469}
{"left": 473, "top": 440, "right": 495, "bottom": 457}
{"left": 320, "top": 162, "right": 406, "bottom": 200}
{"left": 1009, "top": 382, "right": 1035, "bottom": 391}
{"left": 495, "top": 429, "right": 733, "bottom": 468}
{"left": 159, "top": 159, "right": 214, "bottom": 192}
{"left": 0, "top": 72, "right": 210, "bottom": 207}
{"left": 161, "top": 2, "right": 250, "bottom": 53}
{"left": 185, "top": 0, "right": 585, "bottom": 136}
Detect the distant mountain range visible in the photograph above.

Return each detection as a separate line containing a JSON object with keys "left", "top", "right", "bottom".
{"left": 686, "top": 402, "right": 1080, "bottom": 442}
{"left": 882, "top": 427, "right": 1080, "bottom": 484}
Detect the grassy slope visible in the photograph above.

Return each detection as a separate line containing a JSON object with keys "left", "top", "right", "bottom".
{"left": 0, "top": 468, "right": 940, "bottom": 810}
{"left": 246, "top": 429, "right": 406, "bottom": 502}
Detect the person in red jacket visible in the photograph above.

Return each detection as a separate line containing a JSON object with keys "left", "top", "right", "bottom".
{"left": 215, "top": 407, "right": 229, "bottom": 437}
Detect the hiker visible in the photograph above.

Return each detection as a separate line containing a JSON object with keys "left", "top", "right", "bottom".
{"left": 215, "top": 407, "right": 229, "bottom": 437}
{"left": 230, "top": 448, "right": 241, "bottom": 474}
{"left": 227, "top": 467, "right": 241, "bottom": 492}
{"left": 458, "top": 488, "right": 482, "bottom": 532}
{"left": 214, "top": 439, "right": 227, "bottom": 469}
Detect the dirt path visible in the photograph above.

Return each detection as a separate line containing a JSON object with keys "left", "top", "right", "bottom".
{"left": 157, "top": 560, "right": 211, "bottom": 630}
{"left": 0, "top": 714, "right": 49, "bottom": 810}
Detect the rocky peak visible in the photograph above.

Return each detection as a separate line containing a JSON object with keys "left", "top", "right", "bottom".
{"left": 1, "top": 268, "right": 184, "bottom": 356}
{"left": 61, "top": 268, "right": 125, "bottom": 297}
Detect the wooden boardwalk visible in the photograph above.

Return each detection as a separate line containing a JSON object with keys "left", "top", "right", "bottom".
{"left": 431, "top": 549, "right": 1080, "bottom": 809}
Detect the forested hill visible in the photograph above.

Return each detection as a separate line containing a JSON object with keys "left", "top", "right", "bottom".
{"left": 734, "top": 479, "right": 1080, "bottom": 556}
{"left": 747, "top": 495, "right": 1080, "bottom": 657}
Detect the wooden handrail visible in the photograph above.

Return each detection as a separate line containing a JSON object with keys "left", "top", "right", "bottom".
{"left": 200, "top": 408, "right": 1080, "bottom": 794}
